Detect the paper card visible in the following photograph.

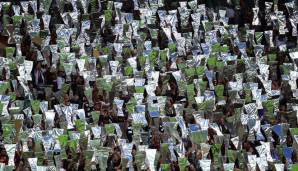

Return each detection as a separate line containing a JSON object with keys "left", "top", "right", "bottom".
{"left": 262, "top": 100, "right": 274, "bottom": 115}
{"left": 3, "top": 124, "right": 14, "bottom": 143}
{"left": 199, "top": 159, "right": 211, "bottom": 171}
{"left": 215, "top": 85, "right": 224, "bottom": 97}
{"left": 216, "top": 61, "right": 225, "bottom": 71}
{"left": 124, "top": 66, "right": 133, "bottom": 76}
{"left": 212, "top": 43, "right": 221, "bottom": 53}
{"left": 96, "top": 78, "right": 112, "bottom": 92}
{"left": 104, "top": 10, "right": 113, "bottom": 24}
{"left": 199, "top": 81, "right": 208, "bottom": 94}
{"left": 168, "top": 43, "right": 177, "bottom": 53}
{"left": 90, "top": 111, "right": 100, "bottom": 123}
{"left": 0, "top": 82, "right": 9, "bottom": 94}
{"left": 0, "top": 102, "right": 3, "bottom": 114}
{"left": 160, "top": 143, "right": 169, "bottom": 157}
{"left": 211, "top": 144, "right": 221, "bottom": 163}
{"left": 75, "top": 120, "right": 85, "bottom": 133}
{"left": 291, "top": 164, "right": 298, "bottom": 171}
{"left": 190, "top": 130, "right": 208, "bottom": 145}
{"left": 149, "top": 50, "right": 158, "bottom": 65}
{"left": 88, "top": 140, "right": 101, "bottom": 151}
{"left": 290, "top": 128, "right": 298, "bottom": 137}
{"left": 224, "top": 163, "right": 235, "bottom": 171}
{"left": 227, "top": 150, "right": 237, "bottom": 163}
{"left": 188, "top": 124, "right": 200, "bottom": 132}
{"left": 282, "top": 147, "right": 293, "bottom": 160}
{"left": 135, "top": 86, "right": 145, "bottom": 93}
{"left": 126, "top": 97, "right": 137, "bottom": 114}
{"left": 132, "top": 113, "right": 147, "bottom": 126}
{"left": 135, "top": 151, "right": 146, "bottom": 170}
{"left": 68, "top": 139, "right": 77, "bottom": 152}
{"left": 207, "top": 57, "right": 217, "bottom": 69}
{"left": 35, "top": 140, "right": 43, "bottom": 152}
{"left": 160, "top": 49, "right": 168, "bottom": 63}
{"left": 161, "top": 163, "right": 170, "bottom": 171}
{"left": 196, "top": 66, "right": 205, "bottom": 76}
{"left": 58, "top": 135, "right": 68, "bottom": 148}
{"left": 4, "top": 47, "right": 15, "bottom": 58}
{"left": 149, "top": 111, "right": 160, "bottom": 118}
{"left": 178, "top": 157, "right": 187, "bottom": 171}
{"left": 105, "top": 124, "right": 115, "bottom": 135}
{"left": 184, "top": 67, "right": 196, "bottom": 78}
{"left": 12, "top": 15, "right": 23, "bottom": 27}
{"left": 145, "top": 149, "right": 157, "bottom": 171}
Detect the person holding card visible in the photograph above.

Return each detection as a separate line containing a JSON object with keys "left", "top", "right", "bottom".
{"left": 32, "top": 62, "right": 45, "bottom": 88}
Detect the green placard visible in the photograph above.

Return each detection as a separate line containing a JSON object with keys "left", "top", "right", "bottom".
{"left": 160, "top": 50, "right": 167, "bottom": 62}
{"left": 185, "top": 68, "right": 196, "bottom": 78}
{"left": 161, "top": 163, "right": 170, "bottom": 171}
{"left": 263, "top": 100, "right": 274, "bottom": 114}
{"left": 255, "top": 32, "right": 263, "bottom": 44}
{"left": 190, "top": 130, "right": 208, "bottom": 145}
{"left": 178, "top": 157, "right": 187, "bottom": 171}
{"left": 135, "top": 86, "right": 145, "bottom": 93}
{"left": 212, "top": 43, "right": 221, "bottom": 53}
{"left": 12, "top": 16, "right": 23, "bottom": 27}
{"left": 268, "top": 53, "right": 277, "bottom": 61}
{"left": 68, "top": 139, "right": 77, "bottom": 151}
{"left": 199, "top": 81, "right": 208, "bottom": 94}
{"left": 32, "top": 114, "right": 42, "bottom": 125}
{"left": 104, "top": 10, "right": 113, "bottom": 24}
{"left": 227, "top": 150, "right": 237, "bottom": 163}
{"left": 126, "top": 98, "right": 136, "bottom": 114}
{"left": 290, "top": 128, "right": 298, "bottom": 137}
{"left": 105, "top": 124, "right": 115, "bottom": 135}
{"left": 196, "top": 66, "right": 205, "bottom": 76}
{"left": 160, "top": 143, "right": 169, "bottom": 156}
{"left": 216, "top": 61, "right": 225, "bottom": 71}
{"left": 221, "top": 45, "right": 229, "bottom": 53}
{"left": 58, "top": 134, "right": 68, "bottom": 148}
{"left": 0, "top": 102, "right": 3, "bottom": 114}
{"left": 9, "top": 92, "right": 16, "bottom": 102}
{"left": 291, "top": 164, "right": 298, "bottom": 171}
{"left": 211, "top": 144, "right": 221, "bottom": 163}
{"left": 3, "top": 124, "right": 14, "bottom": 143}
{"left": 207, "top": 57, "right": 217, "bottom": 69}
{"left": 203, "top": 21, "right": 214, "bottom": 32}
{"left": 124, "top": 66, "right": 133, "bottom": 76}
{"left": 2, "top": 3, "right": 10, "bottom": 14}
{"left": 91, "top": 111, "right": 100, "bottom": 123}
{"left": 0, "top": 82, "right": 9, "bottom": 94}
{"left": 35, "top": 140, "right": 43, "bottom": 152}
{"left": 149, "top": 50, "right": 157, "bottom": 65}
{"left": 31, "top": 100, "right": 40, "bottom": 114}
{"left": 75, "top": 120, "right": 85, "bottom": 133}
{"left": 138, "top": 55, "right": 146, "bottom": 68}
{"left": 168, "top": 43, "right": 177, "bottom": 53}
{"left": 215, "top": 85, "right": 224, "bottom": 97}
{"left": 96, "top": 78, "right": 112, "bottom": 92}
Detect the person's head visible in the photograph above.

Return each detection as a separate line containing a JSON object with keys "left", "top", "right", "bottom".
{"left": 63, "top": 94, "right": 70, "bottom": 105}
{"left": 27, "top": 138, "right": 33, "bottom": 149}
{"left": 219, "top": 117, "right": 225, "bottom": 125}
{"left": 166, "top": 97, "right": 173, "bottom": 107}
{"left": 0, "top": 146, "right": 6, "bottom": 154}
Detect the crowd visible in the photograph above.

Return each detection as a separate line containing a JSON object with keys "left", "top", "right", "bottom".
{"left": 0, "top": 0, "right": 298, "bottom": 170}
